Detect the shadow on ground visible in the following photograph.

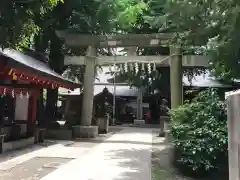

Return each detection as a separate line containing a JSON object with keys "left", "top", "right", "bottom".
{"left": 151, "top": 132, "right": 194, "bottom": 180}
{"left": 73, "top": 128, "right": 162, "bottom": 146}
{"left": 103, "top": 147, "right": 151, "bottom": 180}
{"left": 0, "top": 140, "right": 57, "bottom": 163}
{"left": 75, "top": 139, "right": 161, "bottom": 146}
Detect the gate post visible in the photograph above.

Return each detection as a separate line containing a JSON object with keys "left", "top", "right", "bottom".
{"left": 72, "top": 46, "right": 98, "bottom": 138}
{"left": 170, "top": 47, "right": 183, "bottom": 109}
{"left": 226, "top": 91, "right": 240, "bottom": 180}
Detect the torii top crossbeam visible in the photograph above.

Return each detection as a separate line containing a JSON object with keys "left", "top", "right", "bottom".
{"left": 56, "top": 30, "right": 173, "bottom": 47}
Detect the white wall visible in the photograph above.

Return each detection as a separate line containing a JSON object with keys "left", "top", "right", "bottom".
{"left": 15, "top": 94, "right": 29, "bottom": 120}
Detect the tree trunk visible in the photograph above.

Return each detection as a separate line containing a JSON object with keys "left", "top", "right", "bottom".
{"left": 45, "top": 29, "right": 64, "bottom": 122}
{"left": 34, "top": 33, "right": 48, "bottom": 126}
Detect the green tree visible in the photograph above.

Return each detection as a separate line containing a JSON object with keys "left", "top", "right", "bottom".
{"left": 103, "top": 0, "right": 206, "bottom": 92}
{"left": 34, "top": 0, "right": 137, "bottom": 121}
{"left": 144, "top": 0, "right": 240, "bottom": 81}
{"left": 0, "top": 0, "right": 62, "bottom": 48}
{"left": 36, "top": 0, "right": 118, "bottom": 121}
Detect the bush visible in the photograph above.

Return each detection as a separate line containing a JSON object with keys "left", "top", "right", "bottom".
{"left": 170, "top": 89, "right": 228, "bottom": 177}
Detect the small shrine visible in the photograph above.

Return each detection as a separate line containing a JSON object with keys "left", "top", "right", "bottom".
{"left": 0, "top": 48, "right": 79, "bottom": 152}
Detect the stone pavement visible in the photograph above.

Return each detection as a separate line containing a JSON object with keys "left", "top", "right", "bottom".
{"left": 0, "top": 127, "right": 153, "bottom": 180}
{"left": 0, "top": 139, "right": 104, "bottom": 180}
{"left": 41, "top": 127, "right": 153, "bottom": 180}
{"left": 0, "top": 140, "right": 93, "bottom": 171}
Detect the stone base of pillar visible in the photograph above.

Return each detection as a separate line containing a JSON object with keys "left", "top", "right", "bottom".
{"left": 134, "top": 119, "right": 145, "bottom": 125}
{"left": 72, "top": 126, "right": 98, "bottom": 138}
{"left": 96, "top": 117, "right": 109, "bottom": 134}
{"left": 159, "top": 116, "right": 170, "bottom": 137}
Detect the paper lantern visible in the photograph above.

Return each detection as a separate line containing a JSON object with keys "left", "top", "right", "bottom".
{"left": 12, "top": 73, "right": 17, "bottom": 80}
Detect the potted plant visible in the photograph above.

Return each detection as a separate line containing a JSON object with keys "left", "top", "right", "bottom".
{"left": 95, "top": 101, "right": 112, "bottom": 134}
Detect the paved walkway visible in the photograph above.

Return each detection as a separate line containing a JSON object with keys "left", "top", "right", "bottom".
{"left": 0, "top": 127, "right": 153, "bottom": 180}
{"left": 42, "top": 127, "right": 153, "bottom": 180}
{"left": 0, "top": 140, "right": 93, "bottom": 171}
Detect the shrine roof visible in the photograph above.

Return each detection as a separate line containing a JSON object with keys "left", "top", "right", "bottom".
{"left": 0, "top": 49, "right": 80, "bottom": 89}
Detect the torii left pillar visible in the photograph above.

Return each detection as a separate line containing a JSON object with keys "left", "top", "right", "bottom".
{"left": 72, "top": 46, "right": 98, "bottom": 138}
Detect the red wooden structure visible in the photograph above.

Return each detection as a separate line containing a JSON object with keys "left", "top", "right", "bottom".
{"left": 0, "top": 49, "right": 80, "bottom": 141}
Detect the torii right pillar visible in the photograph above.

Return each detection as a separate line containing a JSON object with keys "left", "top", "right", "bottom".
{"left": 170, "top": 47, "right": 183, "bottom": 109}
{"left": 226, "top": 91, "right": 240, "bottom": 180}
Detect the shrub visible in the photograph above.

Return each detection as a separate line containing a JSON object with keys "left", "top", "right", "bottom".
{"left": 170, "top": 89, "right": 228, "bottom": 177}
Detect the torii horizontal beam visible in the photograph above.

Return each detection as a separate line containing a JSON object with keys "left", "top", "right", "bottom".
{"left": 64, "top": 55, "right": 209, "bottom": 67}
{"left": 56, "top": 31, "right": 172, "bottom": 47}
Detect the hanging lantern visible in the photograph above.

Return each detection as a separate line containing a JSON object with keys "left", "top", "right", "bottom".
{"left": 12, "top": 73, "right": 17, "bottom": 80}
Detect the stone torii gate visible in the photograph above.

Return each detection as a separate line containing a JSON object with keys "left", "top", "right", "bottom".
{"left": 57, "top": 31, "right": 209, "bottom": 138}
